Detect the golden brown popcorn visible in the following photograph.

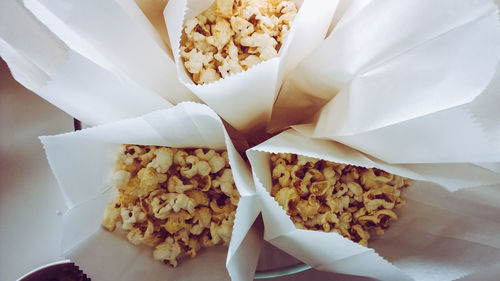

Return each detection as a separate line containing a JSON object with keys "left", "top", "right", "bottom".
{"left": 274, "top": 187, "right": 299, "bottom": 214}
{"left": 310, "top": 181, "right": 330, "bottom": 196}
{"left": 121, "top": 205, "right": 147, "bottom": 230}
{"left": 180, "top": 155, "right": 211, "bottom": 178}
{"left": 102, "top": 145, "right": 240, "bottom": 267}
{"left": 186, "top": 237, "right": 202, "bottom": 258}
{"left": 112, "top": 170, "right": 131, "bottom": 190}
{"left": 147, "top": 147, "right": 174, "bottom": 173}
{"left": 180, "top": 0, "right": 298, "bottom": 84}
{"left": 153, "top": 237, "right": 182, "bottom": 267}
{"left": 360, "top": 168, "right": 394, "bottom": 189}
{"left": 127, "top": 220, "right": 155, "bottom": 245}
{"left": 272, "top": 161, "right": 291, "bottom": 187}
{"left": 326, "top": 195, "right": 350, "bottom": 214}
{"left": 185, "top": 189, "right": 210, "bottom": 206}
{"left": 209, "top": 154, "right": 226, "bottom": 173}
{"left": 210, "top": 195, "right": 237, "bottom": 214}
{"left": 139, "top": 147, "right": 157, "bottom": 166}
{"left": 150, "top": 192, "right": 175, "bottom": 219}
{"left": 304, "top": 212, "right": 339, "bottom": 232}
{"left": 212, "top": 168, "right": 239, "bottom": 200}
{"left": 270, "top": 153, "right": 410, "bottom": 246}
{"left": 350, "top": 224, "right": 370, "bottom": 246}
{"left": 138, "top": 167, "right": 167, "bottom": 193}
{"left": 194, "top": 148, "right": 216, "bottom": 161}
{"left": 296, "top": 195, "right": 321, "bottom": 220}
{"left": 191, "top": 207, "right": 212, "bottom": 235}
{"left": 164, "top": 210, "right": 192, "bottom": 234}
{"left": 338, "top": 212, "right": 353, "bottom": 235}
{"left": 210, "top": 212, "right": 236, "bottom": 245}
{"left": 174, "top": 150, "right": 189, "bottom": 166}
{"left": 101, "top": 202, "right": 121, "bottom": 231}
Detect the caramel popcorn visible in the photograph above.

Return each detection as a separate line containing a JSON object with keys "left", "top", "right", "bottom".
{"left": 102, "top": 145, "right": 240, "bottom": 267}
{"left": 270, "top": 153, "right": 411, "bottom": 246}
{"left": 180, "top": 0, "right": 298, "bottom": 84}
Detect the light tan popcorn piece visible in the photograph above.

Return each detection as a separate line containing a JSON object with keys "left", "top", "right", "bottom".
{"left": 102, "top": 145, "right": 240, "bottom": 267}
{"left": 121, "top": 205, "right": 147, "bottom": 230}
{"left": 101, "top": 202, "right": 122, "bottom": 231}
{"left": 270, "top": 153, "right": 410, "bottom": 246}
{"left": 127, "top": 220, "right": 155, "bottom": 245}
{"left": 147, "top": 147, "right": 174, "bottom": 173}
{"left": 213, "top": 168, "right": 239, "bottom": 199}
{"left": 153, "top": 237, "right": 182, "bottom": 267}
{"left": 179, "top": 0, "right": 298, "bottom": 84}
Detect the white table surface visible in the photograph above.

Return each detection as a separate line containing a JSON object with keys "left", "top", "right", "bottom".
{"left": 0, "top": 59, "right": 72, "bottom": 281}
{"left": 2, "top": 54, "right": 500, "bottom": 281}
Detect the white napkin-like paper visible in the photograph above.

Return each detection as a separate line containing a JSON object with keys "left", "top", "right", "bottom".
{"left": 40, "top": 102, "right": 261, "bottom": 281}
{"left": 0, "top": 0, "right": 174, "bottom": 126}
{"left": 134, "top": 0, "right": 173, "bottom": 56}
{"left": 247, "top": 130, "right": 500, "bottom": 281}
{"left": 165, "top": 0, "right": 339, "bottom": 132}
{"left": 271, "top": 0, "right": 500, "bottom": 163}
{"left": 22, "top": 0, "right": 199, "bottom": 104}
{"left": 0, "top": 0, "right": 176, "bottom": 125}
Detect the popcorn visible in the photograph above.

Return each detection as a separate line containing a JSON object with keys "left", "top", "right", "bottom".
{"left": 240, "top": 32, "right": 278, "bottom": 60}
{"left": 326, "top": 195, "right": 350, "bottom": 214}
{"left": 164, "top": 210, "right": 192, "bottom": 234}
{"left": 121, "top": 205, "right": 147, "bottom": 230}
{"left": 153, "top": 237, "right": 182, "bottom": 267}
{"left": 150, "top": 192, "right": 175, "bottom": 219}
{"left": 274, "top": 187, "right": 299, "bottom": 214}
{"left": 102, "top": 145, "right": 240, "bottom": 267}
{"left": 270, "top": 153, "right": 410, "bottom": 246}
{"left": 210, "top": 195, "right": 237, "bottom": 214}
{"left": 147, "top": 147, "right": 174, "bottom": 173}
{"left": 296, "top": 195, "right": 321, "bottom": 220}
{"left": 216, "top": 0, "right": 233, "bottom": 18}
{"left": 174, "top": 150, "right": 189, "bottom": 166}
{"left": 206, "top": 19, "right": 233, "bottom": 50}
{"left": 112, "top": 170, "right": 131, "bottom": 190}
{"left": 101, "top": 202, "right": 121, "bottom": 231}
{"left": 138, "top": 167, "right": 167, "bottom": 194}
{"left": 191, "top": 207, "right": 212, "bottom": 235}
{"left": 171, "top": 194, "right": 197, "bottom": 214}
{"left": 127, "top": 220, "right": 154, "bottom": 245}
{"left": 210, "top": 213, "right": 235, "bottom": 245}
{"left": 212, "top": 168, "right": 238, "bottom": 199}
{"left": 180, "top": 0, "right": 298, "bottom": 84}
{"left": 186, "top": 189, "right": 210, "bottom": 206}
{"left": 181, "top": 48, "right": 213, "bottom": 74}
{"left": 209, "top": 155, "right": 226, "bottom": 173}
{"left": 180, "top": 156, "right": 211, "bottom": 178}
{"left": 167, "top": 175, "right": 194, "bottom": 194}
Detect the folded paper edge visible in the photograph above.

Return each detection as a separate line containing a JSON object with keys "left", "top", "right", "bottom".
{"left": 39, "top": 135, "right": 76, "bottom": 209}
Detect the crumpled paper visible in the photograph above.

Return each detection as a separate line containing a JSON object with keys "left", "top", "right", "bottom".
{"left": 40, "top": 102, "right": 261, "bottom": 281}
{"left": 271, "top": 0, "right": 500, "bottom": 163}
{"left": 247, "top": 129, "right": 500, "bottom": 281}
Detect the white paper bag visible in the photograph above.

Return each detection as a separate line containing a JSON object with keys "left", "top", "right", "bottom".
{"left": 134, "top": 0, "right": 173, "bottom": 56}
{"left": 40, "top": 102, "right": 261, "bottom": 281}
{"left": 23, "top": 0, "right": 199, "bottom": 104}
{"left": 247, "top": 130, "right": 500, "bottom": 281}
{"left": 164, "top": 0, "right": 339, "bottom": 132}
{"left": 0, "top": 0, "right": 177, "bottom": 126}
{"left": 271, "top": 0, "right": 500, "bottom": 163}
